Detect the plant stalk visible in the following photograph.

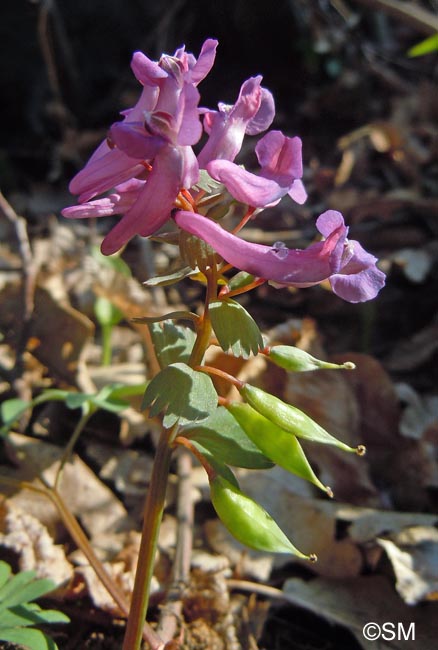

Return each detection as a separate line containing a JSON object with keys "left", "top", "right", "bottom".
{"left": 122, "top": 425, "right": 176, "bottom": 650}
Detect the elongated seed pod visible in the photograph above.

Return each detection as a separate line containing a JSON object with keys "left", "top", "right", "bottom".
{"left": 267, "top": 345, "right": 355, "bottom": 372}
{"left": 209, "top": 474, "right": 314, "bottom": 558}
{"left": 227, "top": 402, "right": 330, "bottom": 495}
{"left": 240, "top": 383, "right": 361, "bottom": 454}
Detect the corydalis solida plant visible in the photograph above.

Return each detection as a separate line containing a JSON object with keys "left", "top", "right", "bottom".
{"left": 62, "top": 39, "right": 385, "bottom": 650}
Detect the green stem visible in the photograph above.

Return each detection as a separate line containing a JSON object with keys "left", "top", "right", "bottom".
{"left": 122, "top": 424, "right": 176, "bottom": 650}
{"left": 188, "top": 267, "right": 216, "bottom": 367}
{"left": 101, "top": 323, "right": 113, "bottom": 366}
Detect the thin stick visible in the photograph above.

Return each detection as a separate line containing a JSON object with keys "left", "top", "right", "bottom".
{"left": 0, "top": 476, "right": 163, "bottom": 649}
{"left": 0, "top": 191, "right": 37, "bottom": 400}
{"left": 352, "top": 0, "right": 438, "bottom": 34}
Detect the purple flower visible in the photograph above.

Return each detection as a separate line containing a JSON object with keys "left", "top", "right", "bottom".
{"left": 62, "top": 40, "right": 218, "bottom": 254}
{"left": 174, "top": 210, "right": 385, "bottom": 302}
{"left": 206, "top": 130, "right": 307, "bottom": 207}
{"left": 197, "top": 77, "right": 275, "bottom": 168}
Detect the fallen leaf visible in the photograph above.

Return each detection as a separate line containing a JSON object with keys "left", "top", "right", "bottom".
{"left": 378, "top": 527, "right": 438, "bottom": 605}
{"left": 283, "top": 575, "right": 438, "bottom": 650}
{"left": 0, "top": 500, "right": 73, "bottom": 587}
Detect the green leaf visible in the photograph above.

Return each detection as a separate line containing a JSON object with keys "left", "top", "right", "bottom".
{"left": 1, "top": 398, "right": 30, "bottom": 424}
{"left": 210, "top": 299, "right": 263, "bottom": 358}
{"left": 209, "top": 475, "right": 312, "bottom": 557}
{"left": 240, "top": 384, "right": 360, "bottom": 454}
{"left": 0, "top": 562, "right": 11, "bottom": 590}
{"left": 0, "top": 626, "right": 58, "bottom": 650}
{"left": 0, "top": 563, "right": 68, "bottom": 650}
{"left": 143, "top": 265, "right": 197, "bottom": 287}
{"left": 91, "top": 245, "right": 131, "bottom": 277}
{"left": 64, "top": 393, "right": 91, "bottom": 410}
{"left": 0, "top": 570, "right": 37, "bottom": 607}
{"left": 0, "top": 604, "right": 69, "bottom": 628}
{"left": 227, "top": 403, "right": 329, "bottom": 494}
{"left": 149, "top": 321, "right": 196, "bottom": 368}
{"left": 142, "top": 362, "right": 218, "bottom": 427}
{"left": 182, "top": 407, "right": 273, "bottom": 469}
{"left": 89, "top": 385, "right": 129, "bottom": 413}
{"left": 63, "top": 387, "right": 128, "bottom": 414}
{"left": 0, "top": 576, "right": 55, "bottom": 610}
{"left": 94, "top": 295, "right": 123, "bottom": 328}
{"left": 188, "top": 444, "right": 240, "bottom": 488}
{"left": 407, "top": 34, "right": 438, "bottom": 57}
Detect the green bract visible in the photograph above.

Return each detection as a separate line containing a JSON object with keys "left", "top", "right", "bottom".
{"left": 239, "top": 383, "right": 359, "bottom": 453}
{"left": 209, "top": 475, "right": 312, "bottom": 557}
{"left": 210, "top": 299, "right": 263, "bottom": 358}
{"left": 267, "top": 345, "right": 355, "bottom": 372}
{"left": 228, "top": 271, "right": 256, "bottom": 292}
{"left": 148, "top": 321, "right": 196, "bottom": 368}
{"left": 142, "top": 362, "right": 217, "bottom": 427}
{"left": 182, "top": 406, "right": 273, "bottom": 469}
{"left": 227, "top": 402, "right": 329, "bottom": 494}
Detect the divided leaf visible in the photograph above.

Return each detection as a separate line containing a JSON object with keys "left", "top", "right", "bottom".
{"left": 149, "top": 321, "right": 196, "bottom": 368}
{"left": 144, "top": 265, "right": 197, "bottom": 287}
{"left": 182, "top": 406, "right": 273, "bottom": 469}
{"left": 142, "top": 362, "right": 218, "bottom": 427}
{"left": 209, "top": 299, "right": 263, "bottom": 358}
{"left": 0, "top": 561, "right": 69, "bottom": 650}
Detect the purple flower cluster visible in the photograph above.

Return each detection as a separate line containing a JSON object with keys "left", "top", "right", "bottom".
{"left": 62, "top": 39, "right": 385, "bottom": 302}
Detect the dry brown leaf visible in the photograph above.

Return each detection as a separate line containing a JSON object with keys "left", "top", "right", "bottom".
{"left": 378, "top": 526, "right": 438, "bottom": 605}
{"left": 1, "top": 433, "right": 134, "bottom": 538}
{"left": 385, "top": 324, "right": 438, "bottom": 372}
{"left": 283, "top": 575, "right": 438, "bottom": 650}
{"left": 0, "top": 500, "right": 73, "bottom": 586}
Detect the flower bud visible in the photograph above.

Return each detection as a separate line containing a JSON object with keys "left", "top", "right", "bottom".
{"left": 239, "top": 383, "right": 362, "bottom": 454}
{"left": 209, "top": 474, "right": 314, "bottom": 558}
{"left": 267, "top": 345, "right": 355, "bottom": 372}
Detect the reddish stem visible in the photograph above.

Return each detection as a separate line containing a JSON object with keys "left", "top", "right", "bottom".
{"left": 231, "top": 207, "right": 256, "bottom": 234}
{"left": 194, "top": 364, "right": 243, "bottom": 389}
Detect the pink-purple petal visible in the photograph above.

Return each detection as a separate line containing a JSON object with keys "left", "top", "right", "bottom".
{"left": 131, "top": 51, "right": 168, "bottom": 85}
{"left": 256, "top": 131, "right": 303, "bottom": 179}
{"left": 190, "top": 39, "right": 219, "bottom": 84}
{"left": 174, "top": 211, "right": 385, "bottom": 302}
{"left": 174, "top": 211, "right": 338, "bottom": 283}
{"left": 101, "top": 146, "right": 185, "bottom": 255}
{"left": 110, "top": 122, "right": 163, "bottom": 159}
{"left": 287, "top": 179, "right": 307, "bottom": 204}
{"left": 245, "top": 88, "right": 275, "bottom": 136}
{"left": 206, "top": 160, "right": 287, "bottom": 206}
{"left": 69, "top": 147, "right": 144, "bottom": 202}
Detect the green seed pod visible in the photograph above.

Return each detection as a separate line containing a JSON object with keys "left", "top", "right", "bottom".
{"left": 267, "top": 345, "right": 355, "bottom": 372}
{"left": 227, "top": 402, "right": 331, "bottom": 495}
{"left": 209, "top": 474, "right": 314, "bottom": 558}
{"left": 240, "top": 383, "right": 363, "bottom": 454}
